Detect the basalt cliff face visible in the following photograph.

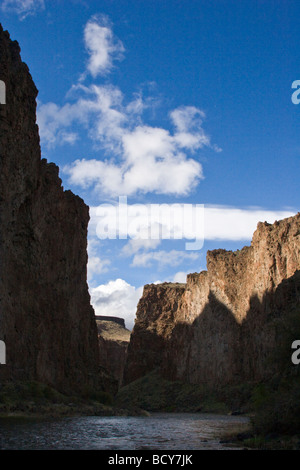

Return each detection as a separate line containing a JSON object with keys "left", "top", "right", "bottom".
{"left": 123, "top": 213, "right": 300, "bottom": 386}
{"left": 0, "top": 26, "right": 101, "bottom": 393}
{"left": 96, "top": 317, "right": 131, "bottom": 387}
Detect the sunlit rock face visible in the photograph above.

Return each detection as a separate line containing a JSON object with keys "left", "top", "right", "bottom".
{"left": 123, "top": 213, "right": 300, "bottom": 386}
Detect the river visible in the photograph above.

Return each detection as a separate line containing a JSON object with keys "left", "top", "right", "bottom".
{"left": 0, "top": 413, "right": 249, "bottom": 450}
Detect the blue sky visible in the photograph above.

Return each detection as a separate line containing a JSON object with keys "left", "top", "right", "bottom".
{"left": 2, "top": 0, "right": 299, "bottom": 328}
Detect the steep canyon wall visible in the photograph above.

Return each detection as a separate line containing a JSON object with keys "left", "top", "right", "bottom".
{"left": 123, "top": 214, "right": 300, "bottom": 386}
{"left": 0, "top": 26, "right": 101, "bottom": 394}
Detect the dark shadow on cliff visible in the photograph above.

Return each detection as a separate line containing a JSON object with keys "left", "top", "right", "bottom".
{"left": 119, "top": 271, "right": 300, "bottom": 420}
{"left": 122, "top": 325, "right": 167, "bottom": 385}
{"left": 240, "top": 269, "right": 300, "bottom": 382}
{"left": 122, "top": 291, "right": 242, "bottom": 388}
{"left": 164, "top": 270, "right": 300, "bottom": 385}
{"left": 163, "top": 291, "right": 242, "bottom": 386}
{"left": 242, "top": 270, "right": 300, "bottom": 436}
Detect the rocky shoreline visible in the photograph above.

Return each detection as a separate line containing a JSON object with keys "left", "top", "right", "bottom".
{"left": 0, "top": 403, "right": 149, "bottom": 419}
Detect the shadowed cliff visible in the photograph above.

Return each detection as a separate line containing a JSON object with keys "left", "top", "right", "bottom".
{"left": 96, "top": 317, "right": 131, "bottom": 387}
{"left": 0, "top": 25, "right": 102, "bottom": 394}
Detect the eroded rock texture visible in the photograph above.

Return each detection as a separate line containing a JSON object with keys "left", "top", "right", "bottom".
{"left": 123, "top": 213, "right": 300, "bottom": 386}
{"left": 96, "top": 316, "right": 131, "bottom": 387}
{"left": 0, "top": 25, "right": 100, "bottom": 393}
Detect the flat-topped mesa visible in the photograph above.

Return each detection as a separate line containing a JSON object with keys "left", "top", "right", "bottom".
{"left": 0, "top": 25, "right": 101, "bottom": 393}
{"left": 123, "top": 212, "right": 300, "bottom": 386}
{"left": 95, "top": 316, "right": 126, "bottom": 328}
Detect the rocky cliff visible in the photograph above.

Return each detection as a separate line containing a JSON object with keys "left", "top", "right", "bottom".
{"left": 0, "top": 25, "right": 101, "bottom": 394}
{"left": 96, "top": 317, "right": 131, "bottom": 387}
{"left": 123, "top": 213, "right": 300, "bottom": 386}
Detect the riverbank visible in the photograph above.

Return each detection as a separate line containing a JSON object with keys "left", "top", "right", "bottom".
{"left": 0, "top": 402, "right": 149, "bottom": 419}
{"left": 222, "top": 430, "right": 300, "bottom": 450}
{"left": 116, "top": 370, "right": 254, "bottom": 414}
{"left": 0, "top": 381, "right": 148, "bottom": 419}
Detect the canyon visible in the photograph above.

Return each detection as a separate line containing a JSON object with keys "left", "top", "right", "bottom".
{"left": 1, "top": 24, "right": 299, "bottom": 414}
{"left": 123, "top": 214, "right": 300, "bottom": 388}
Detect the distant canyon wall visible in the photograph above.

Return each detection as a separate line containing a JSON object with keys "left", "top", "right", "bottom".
{"left": 96, "top": 317, "right": 131, "bottom": 387}
{"left": 123, "top": 213, "right": 300, "bottom": 386}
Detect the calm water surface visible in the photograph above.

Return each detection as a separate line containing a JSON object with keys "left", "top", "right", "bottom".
{"left": 0, "top": 413, "right": 249, "bottom": 450}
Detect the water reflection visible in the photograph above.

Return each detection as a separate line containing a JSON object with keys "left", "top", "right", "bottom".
{"left": 0, "top": 413, "right": 249, "bottom": 450}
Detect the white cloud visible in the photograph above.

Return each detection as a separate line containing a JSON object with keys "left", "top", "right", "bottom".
{"left": 38, "top": 85, "right": 124, "bottom": 146}
{"left": 203, "top": 206, "right": 296, "bottom": 240}
{"left": 171, "top": 271, "right": 189, "bottom": 283}
{"left": 90, "top": 279, "right": 143, "bottom": 330}
{"left": 37, "top": 15, "right": 216, "bottom": 198}
{"left": 39, "top": 84, "right": 209, "bottom": 196}
{"left": 1, "top": 0, "right": 44, "bottom": 19}
{"left": 90, "top": 203, "right": 297, "bottom": 247}
{"left": 171, "top": 106, "right": 209, "bottom": 150}
{"left": 60, "top": 131, "right": 78, "bottom": 145}
{"left": 83, "top": 15, "right": 124, "bottom": 77}
{"left": 87, "top": 256, "right": 111, "bottom": 281}
{"left": 92, "top": 200, "right": 204, "bottom": 244}
{"left": 87, "top": 239, "right": 111, "bottom": 281}
{"left": 153, "top": 271, "right": 192, "bottom": 284}
{"left": 131, "top": 250, "right": 199, "bottom": 268}
{"left": 121, "top": 239, "right": 161, "bottom": 256}
{"left": 62, "top": 108, "right": 207, "bottom": 197}
{"left": 37, "top": 102, "right": 79, "bottom": 148}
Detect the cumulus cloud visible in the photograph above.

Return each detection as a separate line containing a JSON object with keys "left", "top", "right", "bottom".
{"left": 90, "top": 279, "right": 143, "bottom": 330}
{"left": 121, "top": 239, "right": 161, "bottom": 256}
{"left": 83, "top": 15, "right": 124, "bottom": 78}
{"left": 37, "top": 84, "right": 126, "bottom": 149}
{"left": 63, "top": 116, "right": 205, "bottom": 196}
{"left": 171, "top": 271, "right": 190, "bottom": 283}
{"left": 37, "top": 16, "right": 216, "bottom": 198}
{"left": 171, "top": 107, "right": 209, "bottom": 150}
{"left": 87, "top": 239, "right": 111, "bottom": 281}
{"left": 87, "top": 256, "right": 111, "bottom": 280}
{"left": 154, "top": 271, "right": 192, "bottom": 284}
{"left": 131, "top": 250, "right": 199, "bottom": 268}
{"left": 1, "top": 0, "right": 44, "bottom": 19}
{"left": 39, "top": 84, "right": 208, "bottom": 196}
